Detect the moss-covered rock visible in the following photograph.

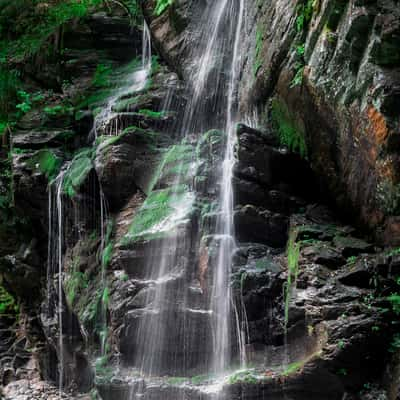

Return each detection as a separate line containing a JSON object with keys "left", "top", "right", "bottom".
{"left": 63, "top": 148, "right": 94, "bottom": 197}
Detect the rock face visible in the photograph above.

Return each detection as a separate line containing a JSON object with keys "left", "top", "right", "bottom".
{"left": 1, "top": 1, "right": 400, "bottom": 400}
{"left": 247, "top": 0, "right": 400, "bottom": 244}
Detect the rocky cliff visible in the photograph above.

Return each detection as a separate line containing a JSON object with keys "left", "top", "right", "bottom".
{"left": 0, "top": 0, "right": 399, "bottom": 400}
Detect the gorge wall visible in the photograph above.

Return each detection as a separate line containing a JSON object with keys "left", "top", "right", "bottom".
{"left": 0, "top": 0, "right": 399, "bottom": 400}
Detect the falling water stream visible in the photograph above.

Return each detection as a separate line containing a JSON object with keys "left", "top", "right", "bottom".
{"left": 125, "top": 0, "right": 247, "bottom": 395}
{"left": 46, "top": 21, "right": 152, "bottom": 398}
{"left": 92, "top": 20, "right": 152, "bottom": 138}
{"left": 47, "top": 3, "right": 248, "bottom": 395}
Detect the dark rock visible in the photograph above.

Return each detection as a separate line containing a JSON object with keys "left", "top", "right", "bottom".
{"left": 333, "top": 236, "right": 374, "bottom": 257}
{"left": 302, "top": 243, "right": 346, "bottom": 269}
{"left": 12, "top": 129, "right": 76, "bottom": 150}
{"left": 338, "top": 266, "right": 372, "bottom": 289}
{"left": 234, "top": 205, "right": 289, "bottom": 247}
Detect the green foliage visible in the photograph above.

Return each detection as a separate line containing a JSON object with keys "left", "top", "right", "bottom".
{"left": 290, "top": 63, "right": 304, "bottom": 88}
{"left": 337, "top": 368, "right": 348, "bottom": 376}
{"left": 65, "top": 256, "right": 89, "bottom": 306}
{"left": 15, "top": 90, "right": 32, "bottom": 116}
{"left": 388, "top": 293, "right": 400, "bottom": 315}
{"left": 154, "top": 0, "right": 174, "bottom": 16}
{"left": 296, "top": 44, "right": 305, "bottom": 56}
{"left": 62, "top": 148, "right": 94, "bottom": 197}
{"left": 0, "top": 285, "right": 18, "bottom": 315}
{"left": 43, "top": 104, "right": 73, "bottom": 117}
{"left": 296, "top": 0, "right": 315, "bottom": 33}
{"left": 271, "top": 98, "right": 307, "bottom": 158}
{"left": 0, "top": 0, "right": 104, "bottom": 62}
{"left": 291, "top": 0, "right": 315, "bottom": 89}
{"left": 346, "top": 255, "right": 357, "bottom": 265}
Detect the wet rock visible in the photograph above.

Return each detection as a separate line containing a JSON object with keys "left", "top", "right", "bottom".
{"left": 12, "top": 129, "right": 76, "bottom": 150}
{"left": 234, "top": 205, "right": 289, "bottom": 248}
{"left": 301, "top": 243, "right": 346, "bottom": 269}
{"left": 333, "top": 236, "right": 374, "bottom": 257}
{"left": 338, "top": 266, "right": 372, "bottom": 289}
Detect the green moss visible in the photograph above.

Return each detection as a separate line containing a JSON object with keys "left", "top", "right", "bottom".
{"left": 75, "top": 89, "right": 114, "bottom": 110}
{"left": 43, "top": 104, "right": 73, "bottom": 117}
{"left": 282, "top": 361, "right": 303, "bottom": 376}
{"left": 101, "top": 242, "right": 113, "bottom": 270}
{"left": 0, "top": 285, "right": 18, "bottom": 316}
{"left": 138, "top": 109, "right": 166, "bottom": 119}
{"left": 27, "top": 149, "right": 62, "bottom": 180}
{"left": 63, "top": 148, "right": 93, "bottom": 197}
{"left": 271, "top": 98, "right": 307, "bottom": 158}
{"left": 227, "top": 369, "right": 259, "bottom": 385}
{"left": 112, "top": 96, "right": 141, "bottom": 112}
{"left": 149, "top": 143, "right": 194, "bottom": 191}
{"left": 253, "top": 26, "right": 264, "bottom": 76}
{"left": 121, "top": 184, "right": 194, "bottom": 244}
{"left": 92, "top": 63, "right": 113, "bottom": 88}
{"left": 295, "top": 0, "right": 315, "bottom": 33}
{"left": 65, "top": 256, "right": 89, "bottom": 306}
{"left": 290, "top": 63, "right": 305, "bottom": 88}
{"left": 80, "top": 286, "right": 102, "bottom": 325}
{"left": 166, "top": 377, "right": 187, "bottom": 385}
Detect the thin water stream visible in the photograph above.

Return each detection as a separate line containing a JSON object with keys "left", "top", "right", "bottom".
{"left": 45, "top": 21, "right": 152, "bottom": 398}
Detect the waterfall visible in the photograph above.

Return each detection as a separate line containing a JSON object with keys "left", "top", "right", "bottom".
{"left": 47, "top": 169, "right": 67, "bottom": 397}
{"left": 125, "top": 0, "right": 247, "bottom": 386}
{"left": 91, "top": 21, "right": 152, "bottom": 138}
{"left": 142, "top": 20, "right": 152, "bottom": 72}
{"left": 211, "top": 0, "right": 245, "bottom": 375}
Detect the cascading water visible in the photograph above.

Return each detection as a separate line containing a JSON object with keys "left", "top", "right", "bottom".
{"left": 211, "top": 0, "right": 245, "bottom": 375}
{"left": 123, "top": 0, "right": 247, "bottom": 392}
{"left": 91, "top": 21, "right": 152, "bottom": 138}
{"left": 44, "top": 21, "right": 153, "bottom": 397}
{"left": 47, "top": 168, "right": 67, "bottom": 397}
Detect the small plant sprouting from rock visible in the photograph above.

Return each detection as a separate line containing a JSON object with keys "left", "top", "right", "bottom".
{"left": 290, "top": 0, "right": 315, "bottom": 88}
{"left": 0, "top": 285, "right": 19, "bottom": 316}
{"left": 284, "top": 228, "right": 301, "bottom": 325}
